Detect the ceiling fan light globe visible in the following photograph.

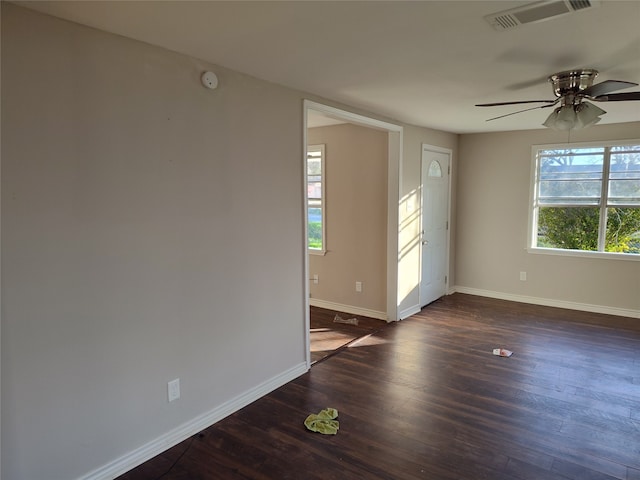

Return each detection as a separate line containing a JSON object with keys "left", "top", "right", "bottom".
{"left": 555, "top": 121, "right": 575, "bottom": 131}
{"left": 581, "top": 116, "right": 602, "bottom": 129}
{"left": 574, "top": 102, "right": 606, "bottom": 129}
{"left": 542, "top": 110, "right": 559, "bottom": 129}
{"left": 543, "top": 105, "right": 576, "bottom": 130}
{"left": 557, "top": 105, "right": 577, "bottom": 124}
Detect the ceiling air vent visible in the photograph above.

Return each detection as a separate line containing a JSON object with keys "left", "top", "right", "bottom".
{"left": 484, "top": 0, "right": 600, "bottom": 31}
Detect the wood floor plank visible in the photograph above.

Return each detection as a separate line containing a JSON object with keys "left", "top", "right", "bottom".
{"left": 551, "top": 458, "right": 623, "bottom": 480}
{"left": 116, "top": 294, "right": 640, "bottom": 479}
{"left": 504, "top": 457, "right": 575, "bottom": 480}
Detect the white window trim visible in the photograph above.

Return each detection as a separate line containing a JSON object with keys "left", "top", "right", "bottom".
{"left": 527, "top": 139, "right": 640, "bottom": 261}
{"left": 307, "top": 144, "right": 326, "bottom": 255}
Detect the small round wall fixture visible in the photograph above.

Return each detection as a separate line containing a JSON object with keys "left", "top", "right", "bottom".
{"left": 201, "top": 71, "right": 218, "bottom": 90}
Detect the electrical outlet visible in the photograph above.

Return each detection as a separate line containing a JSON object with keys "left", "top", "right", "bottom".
{"left": 520, "top": 271, "right": 527, "bottom": 281}
{"left": 355, "top": 281, "right": 362, "bottom": 293}
{"left": 313, "top": 274, "right": 319, "bottom": 285}
{"left": 168, "top": 378, "right": 180, "bottom": 402}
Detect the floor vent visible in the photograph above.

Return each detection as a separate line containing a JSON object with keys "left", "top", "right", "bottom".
{"left": 484, "top": 0, "right": 600, "bottom": 31}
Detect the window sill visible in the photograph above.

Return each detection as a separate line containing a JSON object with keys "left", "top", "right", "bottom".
{"left": 527, "top": 247, "right": 640, "bottom": 261}
{"left": 308, "top": 249, "right": 327, "bottom": 256}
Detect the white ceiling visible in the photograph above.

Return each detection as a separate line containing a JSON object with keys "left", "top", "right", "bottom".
{"left": 19, "top": 0, "right": 640, "bottom": 134}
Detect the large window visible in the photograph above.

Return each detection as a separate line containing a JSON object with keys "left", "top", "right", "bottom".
{"left": 307, "top": 144, "right": 325, "bottom": 253}
{"left": 531, "top": 141, "right": 640, "bottom": 256}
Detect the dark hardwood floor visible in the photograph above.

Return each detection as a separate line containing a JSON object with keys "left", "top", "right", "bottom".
{"left": 310, "top": 306, "right": 388, "bottom": 363}
{"left": 117, "top": 293, "right": 640, "bottom": 480}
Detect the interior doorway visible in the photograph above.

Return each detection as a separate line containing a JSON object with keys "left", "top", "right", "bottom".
{"left": 303, "top": 100, "right": 402, "bottom": 367}
{"left": 419, "top": 144, "right": 451, "bottom": 307}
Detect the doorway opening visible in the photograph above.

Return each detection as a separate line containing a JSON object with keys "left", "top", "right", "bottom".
{"left": 303, "top": 100, "right": 403, "bottom": 367}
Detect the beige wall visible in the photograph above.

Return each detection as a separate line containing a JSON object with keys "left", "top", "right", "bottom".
{"left": 307, "top": 124, "right": 388, "bottom": 315}
{"left": 2, "top": 5, "right": 310, "bottom": 479}
{"left": 457, "top": 123, "right": 640, "bottom": 315}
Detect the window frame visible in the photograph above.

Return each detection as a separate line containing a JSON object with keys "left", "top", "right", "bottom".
{"left": 528, "top": 139, "right": 640, "bottom": 261}
{"left": 306, "top": 144, "right": 326, "bottom": 255}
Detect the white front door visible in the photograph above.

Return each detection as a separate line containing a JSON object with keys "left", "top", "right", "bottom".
{"left": 419, "top": 145, "right": 450, "bottom": 307}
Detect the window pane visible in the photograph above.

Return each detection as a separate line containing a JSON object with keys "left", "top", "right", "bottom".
{"left": 610, "top": 145, "right": 640, "bottom": 153}
{"left": 608, "top": 153, "right": 640, "bottom": 206}
{"left": 307, "top": 145, "right": 325, "bottom": 251}
{"left": 541, "top": 148, "right": 604, "bottom": 156}
{"left": 537, "top": 207, "right": 600, "bottom": 251}
{"left": 538, "top": 180, "right": 602, "bottom": 204}
{"left": 307, "top": 181, "right": 322, "bottom": 199}
{"left": 428, "top": 160, "right": 442, "bottom": 177}
{"left": 538, "top": 152, "right": 603, "bottom": 205}
{"left": 605, "top": 207, "right": 640, "bottom": 254}
{"left": 307, "top": 157, "right": 321, "bottom": 175}
{"left": 308, "top": 207, "right": 323, "bottom": 249}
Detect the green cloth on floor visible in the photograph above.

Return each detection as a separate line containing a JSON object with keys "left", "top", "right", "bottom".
{"left": 304, "top": 408, "right": 339, "bottom": 435}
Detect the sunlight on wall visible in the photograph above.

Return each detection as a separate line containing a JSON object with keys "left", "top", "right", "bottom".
{"left": 397, "top": 186, "right": 422, "bottom": 309}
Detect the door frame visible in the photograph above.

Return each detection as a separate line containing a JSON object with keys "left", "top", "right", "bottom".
{"left": 419, "top": 143, "right": 453, "bottom": 307}
{"left": 302, "top": 100, "right": 403, "bottom": 367}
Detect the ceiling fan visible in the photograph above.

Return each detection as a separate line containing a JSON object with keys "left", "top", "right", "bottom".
{"left": 476, "top": 69, "right": 640, "bottom": 130}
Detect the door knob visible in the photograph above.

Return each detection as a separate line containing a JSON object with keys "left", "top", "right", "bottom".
{"left": 422, "top": 240, "right": 429, "bottom": 245}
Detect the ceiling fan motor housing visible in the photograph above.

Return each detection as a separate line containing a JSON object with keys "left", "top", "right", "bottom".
{"left": 549, "top": 69, "right": 598, "bottom": 98}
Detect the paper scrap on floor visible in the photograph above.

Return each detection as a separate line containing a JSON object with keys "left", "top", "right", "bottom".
{"left": 493, "top": 348, "right": 513, "bottom": 357}
{"left": 334, "top": 314, "right": 358, "bottom": 326}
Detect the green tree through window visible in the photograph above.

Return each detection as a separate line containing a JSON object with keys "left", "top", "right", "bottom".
{"left": 307, "top": 145, "right": 325, "bottom": 251}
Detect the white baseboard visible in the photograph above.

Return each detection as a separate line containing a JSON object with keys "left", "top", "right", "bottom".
{"left": 309, "top": 298, "right": 388, "bottom": 321}
{"left": 452, "top": 286, "right": 640, "bottom": 319}
{"left": 77, "top": 362, "right": 309, "bottom": 480}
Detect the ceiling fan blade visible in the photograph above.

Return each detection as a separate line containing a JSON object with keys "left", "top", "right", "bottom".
{"left": 476, "top": 100, "right": 556, "bottom": 107}
{"left": 593, "top": 91, "right": 640, "bottom": 102}
{"left": 485, "top": 103, "right": 557, "bottom": 122}
{"left": 582, "top": 80, "right": 638, "bottom": 97}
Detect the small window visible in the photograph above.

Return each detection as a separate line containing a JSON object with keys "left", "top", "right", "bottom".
{"left": 307, "top": 145, "right": 326, "bottom": 253}
{"left": 428, "top": 160, "right": 442, "bottom": 177}
{"left": 530, "top": 141, "right": 640, "bottom": 256}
